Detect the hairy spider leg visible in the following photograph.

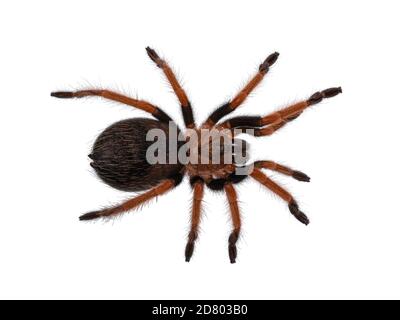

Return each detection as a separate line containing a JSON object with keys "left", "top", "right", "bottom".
{"left": 185, "top": 180, "right": 205, "bottom": 262}
{"left": 224, "top": 183, "right": 241, "bottom": 264}
{"left": 250, "top": 168, "right": 309, "bottom": 226}
{"left": 254, "top": 161, "right": 310, "bottom": 182}
{"left": 219, "top": 87, "right": 342, "bottom": 136}
{"left": 50, "top": 89, "right": 172, "bottom": 123}
{"left": 146, "top": 47, "right": 195, "bottom": 128}
{"left": 79, "top": 178, "right": 179, "bottom": 220}
{"left": 255, "top": 87, "right": 342, "bottom": 136}
{"left": 204, "top": 52, "right": 279, "bottom": 126}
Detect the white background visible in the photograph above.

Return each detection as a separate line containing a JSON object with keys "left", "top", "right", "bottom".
{"left": 1, "top": 0, "right": 399, "bottom": 300}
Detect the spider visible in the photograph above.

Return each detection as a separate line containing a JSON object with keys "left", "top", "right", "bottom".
{"left": 51, "top": 47, "right": 342, "bottom": 263}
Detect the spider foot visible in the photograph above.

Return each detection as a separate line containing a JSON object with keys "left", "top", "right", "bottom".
{"left": 322, "top": 87, "right": 342, "bottom": 98}
{"left": 185, "top": 242, "right": 194, "bottom": 262}
{"left": 185, "top": 231, "right": 197, "bottom": 262}
{"left": 79, "top": 210, "right": 102, "bottom": 221}
{"left": 292, "top": 171, "right": 311, "bottom": 182}
{"left": 79, "top": 207, "right": 116, "bottom": 221}
{"left": 229, "top": 245, "right": 237, "bottom": 264}
{"left": 288, "top": 201, "right": 310, "bottom": 225}
{"left": 145, "top": 47, "right": 163, "bottom": 67}
{"left": 228, "top": 230, "right": 240, "bottom": 264}
{"left": 308, "top": 87, "right": 342, "bottom": 105}
{"left": 51, "top": 91, "right": 74, "bottom": 98}
{"left": 259, "top": 52, "right": 279, "bottom": 73}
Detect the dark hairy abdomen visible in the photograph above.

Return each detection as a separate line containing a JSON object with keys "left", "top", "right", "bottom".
{"left": 90, "top": 118, "right": 183, "bottom": 192}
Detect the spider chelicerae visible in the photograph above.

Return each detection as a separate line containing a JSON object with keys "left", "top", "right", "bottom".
{"left": 51, "top": 47, "right": 342, "bottom": 263}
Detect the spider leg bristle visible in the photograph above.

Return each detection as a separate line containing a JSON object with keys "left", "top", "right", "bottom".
{"left": 88, "top": 154, "right": 94, "bottom": 160}
{"left": 292, "top": 171, "right": 311, "bottom": 182}
{"left": 288, "top": 201, "right": 310, "bottom": 225}
{"left": 51, "top": 91, "right": 74, "bottom": 98}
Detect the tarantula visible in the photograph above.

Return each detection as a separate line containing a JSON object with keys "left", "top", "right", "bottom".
{"left": 51, "top": 47, "right": 341, "bottom": 263}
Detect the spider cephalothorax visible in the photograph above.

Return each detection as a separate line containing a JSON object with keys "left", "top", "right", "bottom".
{"left": 51, "top": 47, "right": 341, "bottom": 263}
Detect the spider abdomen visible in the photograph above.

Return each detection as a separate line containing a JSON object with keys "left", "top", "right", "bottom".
{"left": 90, "top": 118, "right": 183, "bottom": 192}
